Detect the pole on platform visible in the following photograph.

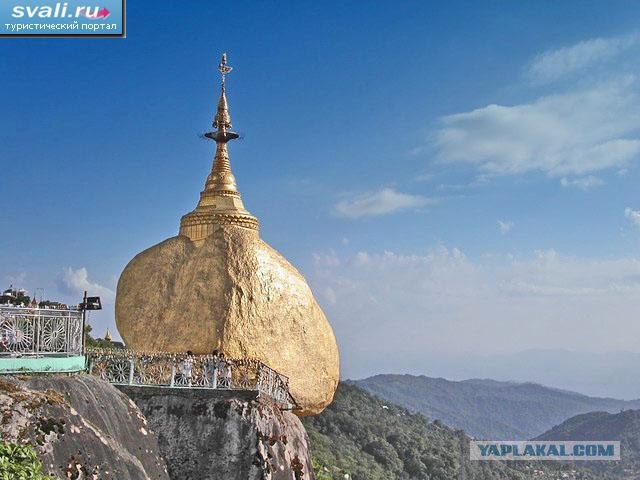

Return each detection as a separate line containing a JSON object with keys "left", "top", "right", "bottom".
{"left": 81, "top": 290, "right": 87, "bottom": 355}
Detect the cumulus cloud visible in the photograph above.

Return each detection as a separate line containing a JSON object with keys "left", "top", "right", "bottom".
{"left": 527, "top": 33, "right": 640, "bottom": 84}
{"left": 310, "top": 247, "right": 640, "bottom": 378}
{"left": 430, "top": 32, "right": 640, "bottom": 185}
{"left": 497, "top": 220, "right": 514, "bottom": 234}
{"left": 560, "top": 175, "right": 604, "bottom": 190}
{"left": 60, "top": 267, "right": 115, "bottom": 300}
{"left": 334, "top": 188, "right": 436, "bottom": 218}
{"left": 434, "top": 79, "right": 640, "bottom": 180}
{"left": 625, "top": 207, "right": 640, "bottom": 227}
{"left": 57, "top": 268, "right": 117, "bottom": 341}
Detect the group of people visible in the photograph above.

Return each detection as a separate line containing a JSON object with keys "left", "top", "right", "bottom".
{"left": 178, "top": 349, "right": 232, "bottom": 388}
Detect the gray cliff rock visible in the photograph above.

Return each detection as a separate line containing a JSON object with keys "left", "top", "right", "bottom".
{"left": 121, "top": 387, "right": 315, "bottom": 480}
{"left": 0, "top": 374, "right": 169, "bottom": 480}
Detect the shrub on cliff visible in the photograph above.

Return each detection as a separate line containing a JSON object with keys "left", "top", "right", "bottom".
{"left": 312, "top": 457, "right": 335, "bottom": 480}
{"left": 0, "top": 442, "right": 55, "bottom": 480}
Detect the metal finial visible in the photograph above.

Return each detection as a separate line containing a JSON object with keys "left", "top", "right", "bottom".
{"left": 208, "top": 52, "right": 237, "bottom": 139}
{"left": 218, "top": 53, "right": 233, "bottom": 85}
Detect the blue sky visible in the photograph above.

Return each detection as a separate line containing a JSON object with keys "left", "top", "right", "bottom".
{"left": 2, "top": 1, "right": 640, "bottom": 395}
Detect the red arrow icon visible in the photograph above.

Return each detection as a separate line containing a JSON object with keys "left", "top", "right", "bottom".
{"left": 96, "top": 7, "right": 110, "bottom": 19}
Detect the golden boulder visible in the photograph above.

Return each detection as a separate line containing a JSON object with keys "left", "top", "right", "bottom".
{"left": 115, "top": 54, "right": 339, "bottom": 415}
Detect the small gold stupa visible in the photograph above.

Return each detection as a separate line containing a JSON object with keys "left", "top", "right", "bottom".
{"left": 115, "top": 54, "right": 339, "bottom": 416}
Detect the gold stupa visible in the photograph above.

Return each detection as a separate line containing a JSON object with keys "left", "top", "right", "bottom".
{"left": 115, "top": 54, "right": 339, "bottom": 416}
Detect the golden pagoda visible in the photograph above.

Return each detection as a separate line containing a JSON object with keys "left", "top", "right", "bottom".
{"left": 179, "top": 54, "right": 259, "bottom": 242}
{"left": 115, "top": 54, "right": 339, "bottom": 416}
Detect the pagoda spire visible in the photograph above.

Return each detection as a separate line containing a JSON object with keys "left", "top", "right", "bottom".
{"left": 204, "top": 53, "right": 240, "bottom": 193}
{"left": 179, "top": 53, "right": 258, "bottom": 244}
{"left": 212, "top": 53, "right": 234, "bottom": 132}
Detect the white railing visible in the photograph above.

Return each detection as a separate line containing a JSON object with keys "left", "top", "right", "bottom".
{"left": 0, "top": 306, "right": 83, "bottom": 356}
{"left": 87, "top": 349, "right": 292, "bottom": 407}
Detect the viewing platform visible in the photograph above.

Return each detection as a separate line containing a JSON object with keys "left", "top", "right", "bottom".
{"left": 0, "top": 305, "right": 85, "bottom": 374}
{"left": 0, "top": 302, "right": 295, "bottom": 409}
{"left": 87, "top": 349, "right": 295, "bottom": 409}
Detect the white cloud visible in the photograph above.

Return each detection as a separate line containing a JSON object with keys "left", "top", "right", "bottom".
{"left": 311, "top": 247, "right": 640, "bottom": 378}
{"left": 625, "top": 207, "right": 640, "bottom": 227}
{"left": 436, "top": 174, "right": 491, "bottom": 192}
{"left": 313, "top": 251, "right": 341, "bottom": 267}
{"left": 432, "top": 33, "right": 640, "bottom": 183}
{"left": 415, "top": 172, "right": 435, "bottom": 182}
{"left": 334, "top": 188, "right": 436, "bottom": 218}
{"left": 434, "top": 79, "right": 640, "bottom": 178}
{"left": 497, "top": 220, "right": 514, "bottom": 234}
{"left": 60, "top": 267, "right": 115, "bottom": 300}
{"left": 322, "top": 286, "right": 337, "bottom": 306}
{"left": 527, "top": 33, "right": 640, "bottom": 84}
{"left": 560, "top": 175, "right": 604, "bottom": 190}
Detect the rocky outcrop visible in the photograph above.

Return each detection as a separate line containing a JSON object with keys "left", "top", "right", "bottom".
{"left": 0, "top": 374, "right": 169, "bottom": 480}
{"left": 122, "top": 386, "right": 315, "bottom": 480}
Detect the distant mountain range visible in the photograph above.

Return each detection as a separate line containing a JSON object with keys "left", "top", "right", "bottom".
{"left": 350, "top": 349, "right": 640, "bottom": 399}
{"left": 536, "top": 409, "right": 640, "bottom": 478}
{"left": 354, "top": 374, "right": 640, "bottom": 439}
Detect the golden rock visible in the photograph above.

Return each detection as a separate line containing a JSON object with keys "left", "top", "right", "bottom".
{"left": 115, "top": 54, "right": 339, "bottom": 416}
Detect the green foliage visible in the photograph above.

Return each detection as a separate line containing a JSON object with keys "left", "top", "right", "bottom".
{"left": 312, "top": 457, "right": 334, "bottom": 480}
{"left": 304, "top": 383, "right": 507, "bottom": 479}
{"left": 0, "top": 442, "right": 56, "bottom": 480}
{"left": 303, "top": 383, "right": 602, "bottom": 480}
{"left": 84, "top": 324, "right": 113, "bottom": 349}
{"left": 85, "top": 336, "right": 113, "bottom": 349}
{"left": 15, "top": 293, "right": 31, "bottom": 306}
{"left": 536, "top": 409, "right": 640, "bottom": 478}
{"left": 0, "top": 291, "right": 30, "bottom": 307}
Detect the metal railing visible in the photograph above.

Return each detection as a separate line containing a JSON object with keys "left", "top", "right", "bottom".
{"left": 86, "top": 349, "right": 292, "bottom": 407}
{"left": 0, "top": 306, "right": 83, "bottom": 356}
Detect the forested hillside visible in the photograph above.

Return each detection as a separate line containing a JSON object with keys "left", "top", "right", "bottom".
{"left": 536, "top": 409, "right": 640, "bottom": 478}
{"left": 303, "top": 383, "right": 597, "bottom": 480}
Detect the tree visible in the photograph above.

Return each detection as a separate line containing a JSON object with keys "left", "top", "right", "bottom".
{"left": 84, "top": 324, "right": 113, "bottom": 349}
